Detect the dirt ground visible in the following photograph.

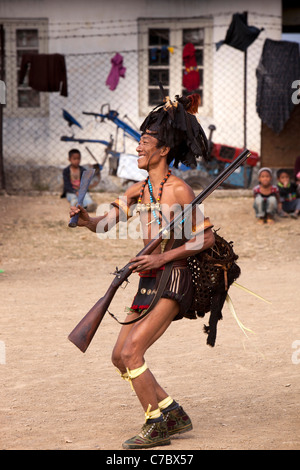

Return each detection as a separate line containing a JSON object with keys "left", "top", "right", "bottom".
{"left": 0, "top": 189, "right": 299, "bottom": 451}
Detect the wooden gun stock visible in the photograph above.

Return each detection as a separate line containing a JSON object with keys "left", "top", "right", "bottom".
{"left": 68, "top": 285, "right": 119, "bottom": 353}
{"left": 68, "top": 237, "right": 163, "bottom": 352}
{"left": 68, "top": 149, "right": 251, "bottom": 352}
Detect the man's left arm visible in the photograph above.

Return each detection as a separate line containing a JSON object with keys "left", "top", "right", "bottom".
{"left": 129, "top": 221, "right": 214, "bottom": 273}
{"left": 129, "top": 183, "right": 215, "bottom": 272}
{"left": 162, "top": 219, "right": 215, "bottom": 264}
{"left": 162, "top": 183, "right": 215, "bottom": 262}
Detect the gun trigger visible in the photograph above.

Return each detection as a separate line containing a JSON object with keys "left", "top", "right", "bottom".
{"left": 122, "top": 279, "right": 129, "bottom": 289}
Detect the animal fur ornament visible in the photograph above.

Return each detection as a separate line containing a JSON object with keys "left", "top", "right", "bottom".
{"left": 140, "top": 92, "right": 209, "bottom": 168}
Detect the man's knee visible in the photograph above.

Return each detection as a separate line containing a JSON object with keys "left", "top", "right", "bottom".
{"left": 111, "top": 347, "right": 124, "bottom": 371}
{"left": 111, "top": 341, "right": 139, "bottom": 372}
{"left": 120, "top": 337, "right": 141, "bottom": 369}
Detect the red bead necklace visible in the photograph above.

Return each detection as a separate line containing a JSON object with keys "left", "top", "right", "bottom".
{"left": 138, "top": 169, "right": 171, "bottom": 204}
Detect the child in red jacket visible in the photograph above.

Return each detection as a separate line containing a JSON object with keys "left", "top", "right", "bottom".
{"left": 253, "top": 167, "right": 282, "bottom": 224}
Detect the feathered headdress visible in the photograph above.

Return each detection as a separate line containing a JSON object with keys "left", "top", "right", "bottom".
{"left": 140, "top": 84, "right": 209, "bottom": 168}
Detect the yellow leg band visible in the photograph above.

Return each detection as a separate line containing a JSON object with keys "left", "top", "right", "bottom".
{"left": 116, "top": 368, "right": 135, "bottom": 390}
{"left": 126, "top": 362, "right": 148, "bottom": 380}
{"left": 117, "top": 362, "right": 148, "bottom": 391}
{"left": 116, "top": 368, "right": 129, "bottom": 381}
{"left": 145, "top": 404, "right": 162, "bottom": 422}
{"left": 158, "top": 396, "right": 173, "bottom": 410}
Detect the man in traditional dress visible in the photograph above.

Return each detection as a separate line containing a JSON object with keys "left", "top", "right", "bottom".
{"left": 69, "top": 94, "right": 215, "bottom": 449}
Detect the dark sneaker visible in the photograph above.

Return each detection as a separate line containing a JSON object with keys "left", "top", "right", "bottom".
{"left": 122, "top": 420, "right": 171, "bottom": 449}
{"left": 162, "top": 406, "right": 193, "bottom": 436}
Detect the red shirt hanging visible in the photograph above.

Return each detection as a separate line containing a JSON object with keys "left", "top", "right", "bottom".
{"left": 182, "top": 43, "right": 200, "bottom": 92}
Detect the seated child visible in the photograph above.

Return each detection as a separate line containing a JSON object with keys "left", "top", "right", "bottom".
{"left": 277, "top": 169, "right": 300, "bottom": 219}
{"left": 61, "top": 148, "right": 97, "bottom": 212}
{"left": 253, "top": 167, "right": 281, "bottom": 224}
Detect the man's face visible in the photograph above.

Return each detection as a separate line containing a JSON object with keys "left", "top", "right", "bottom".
{"left": 136, "top": 133, "right": 162, "bottom": 170}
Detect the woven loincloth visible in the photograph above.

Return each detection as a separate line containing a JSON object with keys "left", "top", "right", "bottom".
{"left": 130, "top": 260, "right": 195, "bottom": 321}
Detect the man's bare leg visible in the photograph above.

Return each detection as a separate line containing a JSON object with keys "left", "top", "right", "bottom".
{"left": 112, "top": 299, "right": 178, "bottom": 405}
{"left": 118, "top": 298, "right": 179, "bottom": 408}
{"left": 112, "top": 298, "right": 192, "bottom": 448}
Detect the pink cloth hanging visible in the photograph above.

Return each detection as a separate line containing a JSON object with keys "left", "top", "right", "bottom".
{"left": 106, "top": 53, "right": 126, "bottom": 91}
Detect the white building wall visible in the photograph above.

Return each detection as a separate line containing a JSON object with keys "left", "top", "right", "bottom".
{"left": 0, "top": 0, "right": 282, "bottom": 171}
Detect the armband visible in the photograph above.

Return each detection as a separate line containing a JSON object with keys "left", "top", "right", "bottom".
{"left": 191, "top": 217, "right": 213, "bottom": 235}
{"left": 111, "top": 197, "right": 132, "bottom": 220}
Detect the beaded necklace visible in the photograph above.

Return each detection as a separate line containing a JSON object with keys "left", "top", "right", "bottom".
{"left": 137, "top": 169, "right": 171, "bottom": 225}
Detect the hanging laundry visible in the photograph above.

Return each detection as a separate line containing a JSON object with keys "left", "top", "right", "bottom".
{"left": 106, "top": 53, "right": 126, "bottom": 91}
{"left": 182, "top": 43, "right": 200, "bottom": 92}
{"left": 216, "top": 12, "right": 263, "bottom": 52}
{"left": 161, "top": 45, "right": 168, "bottom": 60}
{"left": 19, "top": 53, "right": 68, "bottom": 96}
{"left": 150, "top": 47, "right": 158, "bottom": 62}
{"left": 256, "top": 38, "right": 300, "bottom": 134}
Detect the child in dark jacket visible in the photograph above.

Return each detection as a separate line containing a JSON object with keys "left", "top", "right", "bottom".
{"left": 277, "top": 169, "right": 300, "bottom": 219}
{"left": 61, "top": 149, "right": 97, "bottom": 212}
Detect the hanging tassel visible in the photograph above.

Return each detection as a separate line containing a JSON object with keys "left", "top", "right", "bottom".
{"left": 226, "top": 294, "right": 255, "bottom": 339}
{"left": 233, "top": 282, "right": 272, "bottom": 304}
{"left": 226, "top": 293, "right": 266, "bottom": 358}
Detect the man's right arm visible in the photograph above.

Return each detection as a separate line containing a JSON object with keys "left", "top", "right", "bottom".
{"left": 69, "top": 204, "right": 120, "bottom": 233}
{"left": 69, "top": 181, "right": 141, "bottom": 233}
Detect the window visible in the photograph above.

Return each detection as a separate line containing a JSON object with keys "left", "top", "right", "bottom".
{"left": 138, "top": 18, "right": 212, "bottom": 117}
{"left": 148, "top": 28, "right": 170, "bottom": 105}
{"left": 16, "top": 28, "right": 40, "bottom": 108}
{"left": 2, "top": 19, "right": 48, "bottom": 117}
